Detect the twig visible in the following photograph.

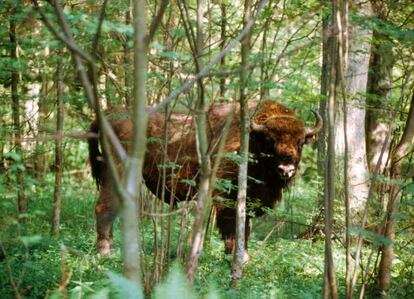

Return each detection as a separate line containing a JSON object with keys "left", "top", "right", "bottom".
{"left": 141, "top": 200, "right": 196, "bottom": 217}
{"left": 148, "top": 0, "right": 269, "bottom": 115}
{"left": 32, "top": 0, "right": 93, "bottom": 63}
{"left": 92, "top": 0, "right": 109, "bottom": 55}
{"left": 146, "top": 0, "right": 169, "bottom": 44}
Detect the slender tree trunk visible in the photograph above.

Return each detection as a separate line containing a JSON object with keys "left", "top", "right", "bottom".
{"left": 35, "top": 72, "right": 48, "bottom": 177}
{"left": 336, "top": 1, "right": 353, "bottom": 297}
{"left": 52, "top": 55, "right": 64, "bottom": 237}
{"left": 124, "top": 0, "right": 132, "bottom": 107}
{"left": 376, "top": 92, "right": 414, "bottom": 293}
{"left": 231, "top": 0, "right": 251, "bottom": 283}
{"left": 365, "top": 2, "right": 393, "bottom": 172}
{"left": 323, "top": 1, "right": 339, "bottom": 298}
{"left": 10, "top": 8, "right": 26, "bottom": 215}
{"left": 118, "top": 0, "right": 147, "bottom": 287}
{"left": 219, "top": 3, "right": 227, "bottom": 99}
{"left": 318, "top": 0, "right": 330, "bottom": 180}
{"left": 332, "top": 1, "right": 372, "bottom": 297}
{"left": 187, "top": 0, "right": 212, "bottom": 283}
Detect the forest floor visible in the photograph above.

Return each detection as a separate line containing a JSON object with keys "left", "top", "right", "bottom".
{"left": 0, "top": 174, "right": 412, "bottom": 298}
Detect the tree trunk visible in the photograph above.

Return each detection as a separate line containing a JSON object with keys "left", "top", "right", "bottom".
{"left": 335, "top": 0, "right": 372, "bottom": 214}
{"left": 219, "top": 3, "right": 227, "bottom": 99}
{"left": 187, "top": 0, "right": 212, "bottom": 283}
{"left": 231, "top": 0, "right": 251, "bottom": 283}
{"left": 365, "top": 2, "right": 393, "bottom": 172}
{"left": 52, "top": 55, "right": 64, "bottom": 237}
{"left": 117, "top": 0, "right": 148, "bottom": 287}
{"left": 376, "top": 92, "right": 414, "bottom": 293}
{"left": 317, "top": 1, "right": 329, "bottom": 180}
{"left": 124, "top": 0, "right": 132, "bottom": 107}
{"left": 35, "top": 72, "right": 48, "bottom": 177}
{"left": 10, "top": 7, "right": 26, "bottom": 215}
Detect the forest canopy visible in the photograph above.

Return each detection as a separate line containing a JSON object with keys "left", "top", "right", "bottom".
{"left": 0, "top": 0, "right": 413, "bottom": 298}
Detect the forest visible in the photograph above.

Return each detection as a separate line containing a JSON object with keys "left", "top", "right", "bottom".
{"left": 0, "top": 0, "right": 413, "bottom": 298}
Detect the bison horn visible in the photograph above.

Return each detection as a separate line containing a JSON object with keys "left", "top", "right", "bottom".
{"left": 305, "top": 110, "right": 323, "bottom": 136}
{"left": 250, "top": 120, "right": 267, "bottom": 133}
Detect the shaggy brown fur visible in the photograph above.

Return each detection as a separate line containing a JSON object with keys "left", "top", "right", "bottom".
{"left": 88, "top": 100, "right": 321, "bottom": 255}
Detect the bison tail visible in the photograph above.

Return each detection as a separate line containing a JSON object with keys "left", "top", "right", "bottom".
{"left": 88, "top": 121, "right": 104, "bottom": 189}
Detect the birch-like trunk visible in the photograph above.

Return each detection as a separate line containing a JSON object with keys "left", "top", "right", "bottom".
{"left": 335, "top": 0, "right": 372, "bottom": 213}
{"left": 186, "top": 0, "right": 212, "bottom": 283}
{"left": 231, "top": 0, "right": 251, "bottom": 283}
{"left": 118, "top": 0, "right": 148, "bottom": 287}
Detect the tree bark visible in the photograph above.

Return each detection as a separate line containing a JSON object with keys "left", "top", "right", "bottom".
{"left": 219, "top": 3, "right": 227, "bottom": 99}
{"left": 335, "top": 0, "right": 372, "bottom": 214}
{"left": 365, "top": 2, "right": 393, "bottom": 172}
{"left": 52, "top": 55, "right": 64, "bottom": 237}
{"left": 317, "top": 0, "right": 329, "bottom": 180}
{"left": 231, "top": 0, "right": 251, "bottom": 283}
{"left": 323, "top": 1, "right": 339, "bottom": 297}
{"left": 117, "top": 0, "right": 148, "bottom": 287}
{"left": 124, "top": 0, "right": 132, "bottom": 107}
{"left": 186, "top": 0, "right": 212, "bottom": 283}
{"left": 376, "top": 92, "right": 414, "bottom": 293}
{"left": 10, "top": 7, "right": 26, "bottom": 215}
{"left": 35, "top": 72, "right": 48, "bottom": 177}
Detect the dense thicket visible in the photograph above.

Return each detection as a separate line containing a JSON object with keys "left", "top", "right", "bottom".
{"left": 0, "top": 0, "right": 413, "bottom": 298}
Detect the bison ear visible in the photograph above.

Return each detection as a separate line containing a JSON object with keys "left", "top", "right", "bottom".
{"left": 305, "top": 134, "right": 318, "bottom": 144}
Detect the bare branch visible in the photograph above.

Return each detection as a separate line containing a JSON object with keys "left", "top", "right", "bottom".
{"left": 32, "top": 0, "right": 94, "bottom": 63}
{"left": 92, "top": 0, "right": 109, "bottom": 55}
{"left": 149, "top": 0, "right": 269, "bottom": 114}
{"left": 146, "top": 0, "right": 169, "bottom": 43}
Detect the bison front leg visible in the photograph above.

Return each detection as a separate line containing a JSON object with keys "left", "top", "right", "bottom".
{"left": 95, "top": 176, "right": 119, "bottom": 255}
{"left": 215, "top": 206, "right": 251, "bottom": 263}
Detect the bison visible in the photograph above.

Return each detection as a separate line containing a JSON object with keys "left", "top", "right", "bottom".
{"left": 88, "top": 100, "right": 322, "bottom": 255}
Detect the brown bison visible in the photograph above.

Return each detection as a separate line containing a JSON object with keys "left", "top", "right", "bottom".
{"left": 88, "top": 100, "right": 322, "bottom": 255}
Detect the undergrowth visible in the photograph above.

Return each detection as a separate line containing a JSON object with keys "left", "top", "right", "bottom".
{"left": 0, "top": 173, "right": 412, "bottom": 298}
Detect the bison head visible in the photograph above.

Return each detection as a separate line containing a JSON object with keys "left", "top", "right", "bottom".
{"left": 251, "top": 111, "right": 322, "bottom": 180}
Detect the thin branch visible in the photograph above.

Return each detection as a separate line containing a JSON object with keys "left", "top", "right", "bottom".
{"left": 149, "top": 0, "right": 269, "bottom": 114}
{"left": 92, "top": 0, "right": 109, "bottom": 55}
{"left": 142, "top": 201, "right": 196, "bottom": 217}
{"left": 39, "top": 1, "right": 129, "bottom": 204}
{"left": 32, "top": 0, "right": 94, "bottom": 63}
{"left": 146, "top": 0, "right": 169, "bottom": 43}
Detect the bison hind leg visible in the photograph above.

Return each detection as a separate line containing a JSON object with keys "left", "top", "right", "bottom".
{"left": 215, "top": 206, "right": 251, "bottom": 263}
{"left": 95, "top": 177, "right": 120, "bottom": 255}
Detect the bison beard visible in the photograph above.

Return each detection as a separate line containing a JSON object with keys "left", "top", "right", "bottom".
{"left": 88, "top": 100, "right": 322, "bottom": 255}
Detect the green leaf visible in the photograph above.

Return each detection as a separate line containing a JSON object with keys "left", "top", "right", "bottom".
{"left": 4, "top": 151, "right": 21, "bottom": 162}
{"left": 89, "top": 288, "right": 110, "bottom": 299}
{"left": 48, "top": 290, "right": 64, "bottom": 299}
{"left": 19, "top": 235, "right": 42, "bottom": 246}
{"left": 107, "top": 271, "right": 143, "bottom": 299}
{"left": 153, "top": 264, "right": 196, "bottom": 299}
{"left": 180, "top": 179, "right": 196, "bottom": 187}
{"left": 159, "top": 51, "right": 178, "bottom": 60}
{"left": 215, "top": 178, "right": 237, "bottom": 193}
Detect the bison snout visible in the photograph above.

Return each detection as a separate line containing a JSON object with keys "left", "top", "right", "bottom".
{"left": 277, "top": 164, "right": 296, "bottom": 179}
